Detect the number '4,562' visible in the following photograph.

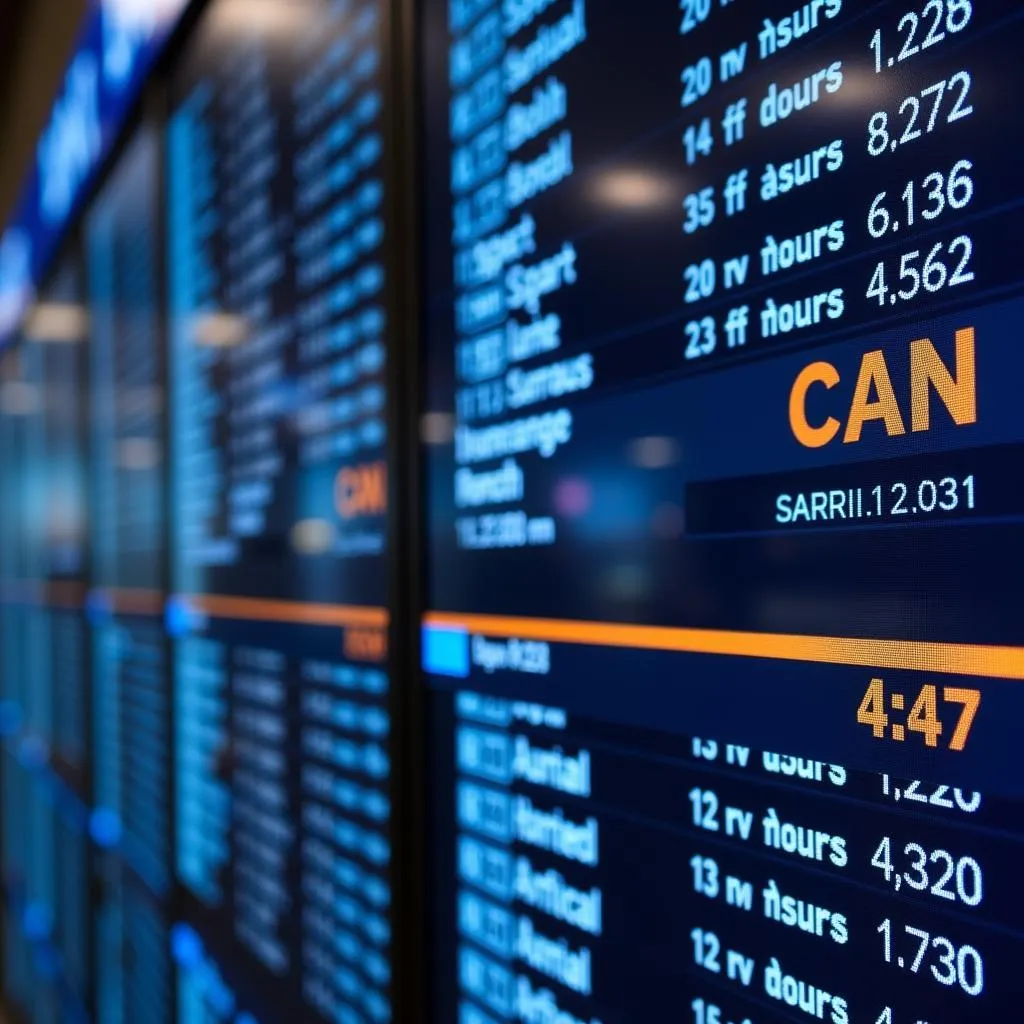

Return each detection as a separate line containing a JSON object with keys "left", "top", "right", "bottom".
{"left": 867, "top": 235, "right": 974, "bottom": 307}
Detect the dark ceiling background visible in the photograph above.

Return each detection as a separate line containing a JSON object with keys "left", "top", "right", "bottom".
{"left": 0, "top": 0, "right": 88, "bottom": 226}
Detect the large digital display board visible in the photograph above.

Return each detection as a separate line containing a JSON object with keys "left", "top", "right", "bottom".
{"left": 28, "top": 255, "right": 92, "bottom": 1024}
{"left": 0, "top": 251, "right": 92, "bottom": 1024}
{"left": 419, "top": 1, "right": 1024, "bottom": 1021}
{"left": 87, "top": 123, "right": 173, "bottom": 1024}
{"left": 30, "top": 258, "right": 91, "bottom": 795}
{"left": 0, "top": 339, "right": 59, "bottom": 1024}
{"left": 168, "top": 1, "right": 396, "bottom": 1019}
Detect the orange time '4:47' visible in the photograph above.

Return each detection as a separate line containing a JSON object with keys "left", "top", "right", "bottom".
{"left": 857, "top": 678, "right": 980, "bottom": 750}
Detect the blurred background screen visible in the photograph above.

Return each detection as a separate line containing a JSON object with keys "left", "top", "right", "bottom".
{"left": 0, "top": 1, "right": 1022, "bottom": 1023}
{"left": 166, "top": 0, "right": 396, "bottom": 1019}
{"left": 88, "top": 121, "right": 172, "bottom": 1024}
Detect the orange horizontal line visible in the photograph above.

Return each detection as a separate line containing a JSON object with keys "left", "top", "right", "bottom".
{"left": 107, "top": 588, "right": 165, "bottom": 615}
{"left": 186, "top": 594, "right": 388, "bottom": 629}
{"left": 46, "top": 581, "right": 85, "bottom": 609}
{"left": 423, "top": 612, "right": 1024, "bottom": 681}
{"left": 0, "top": 581, "right": 85, "bottom": 609}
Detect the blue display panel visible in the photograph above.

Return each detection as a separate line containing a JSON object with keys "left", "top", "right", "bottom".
{"left": 95, "top": 857, "right": 174, "bottom": 1024}
{"left": 86, "top": 122, "right": 172, "bottom": 1024}
{"left": 172, "top": 924, "right": 263, "bottom": 1024}
{"left": 0, "top": 769, "right": 66, "bottom": 1024}
{"left": 32, "top": 258, "right": 90, "bottom": 795}
{"left": 0, "top": 733, "right": 88, "bottom": 1024}
{"left": 0, "top": 334, "right": 48, "bottom": 749}
{"left": 0, "top": 345, "right": 38, "bottom": 1022}
{"left": 28, "top": 257, "right": 92, "bottom": 1022}
{"left": 420, "top": 0, "right": 1024, "bottom": 1020}
{"left": 167, "top": 1, "right": 395, "bottom": 1020}
{"left": 0, "top": 257, "right": 92, "bottom": 1023}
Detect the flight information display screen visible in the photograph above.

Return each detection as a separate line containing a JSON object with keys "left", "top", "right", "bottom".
{"left": 87, "top": 124, "right": 173, "bottom": 1024}
{"left": 0, "top": 341, "right": 62, "bottom": 1024}
{"left": 0, "top": 332, "right": 47, "bottom": 774}
{"left": 27, "top": 256, "right": 92, "bottom": 1024}
{"left": 0, "top": 255, "right": 92, "bottom": 1024}
{"left": 0, "top": 347, "right": 30, "bottom": 739}
{"left": 419, "top": 1, "right": 1024, "bottom": 1021}
{"left": 31, "top": 258, "right": 90, "bottom": 794}
{"left": 168, "top": 1, "right": 395, "bottom": 1020}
